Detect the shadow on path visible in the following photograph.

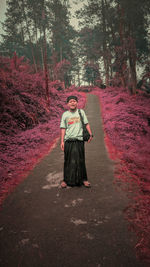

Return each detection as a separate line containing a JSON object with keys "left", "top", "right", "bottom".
{"left": 0, "top": 95, "right": 146, "bottom": 267}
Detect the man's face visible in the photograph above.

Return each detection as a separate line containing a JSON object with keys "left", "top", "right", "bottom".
{"left": 67, "top": 99, "right": 78, "bottom": 111}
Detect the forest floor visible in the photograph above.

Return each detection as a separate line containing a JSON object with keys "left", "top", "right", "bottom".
{"left": 0, "top": 94, "right": 147, "bottom": 267}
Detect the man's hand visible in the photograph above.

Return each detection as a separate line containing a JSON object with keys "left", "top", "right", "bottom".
{"left": 88, "top": 136, "right": 93, "bottom": 143}
{"left": 86, "top": 124, "right": 93, "bottom": 143}
{"left": 61, "top": 141, "right": 64, "bottom": 151}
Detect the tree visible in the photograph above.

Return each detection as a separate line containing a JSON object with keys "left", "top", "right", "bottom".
{"left": 79, "top": 26, "right": 102, "bottom": 62}
{"left": 113, "top": 0, "right": 149, "bottom": 93}
{"left": 1, "top": 0, "right": 76, "bottom": 90}
{"left": 84, "top": 61, "right": 100, "bottom": 85}
{"left": 48, "top": 0, "right": 75, "bottom": 62}
{"left": 76, "top": 0, "right": 150, "bottom": 93}
{"left": 1, "top": 0, "right": 25, "bottom": 56}
{"left": 54, "top": 59, "right": 71, "bottom": 87}
{"left": 76, "top": 0, "right": 113, "bottom": 86}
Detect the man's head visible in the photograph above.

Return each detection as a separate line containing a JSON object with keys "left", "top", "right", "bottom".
{"left": 67, "top": 95, "right": 78, "bottom": 111}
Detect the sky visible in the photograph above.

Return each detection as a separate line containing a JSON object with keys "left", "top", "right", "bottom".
{"left": 0, "top": 0, "right": 6, "bottom": 34}
{"left": 69, "top": 0, "right": 87, "bottom": 29}
{"left": 0, "top": 0, "right": 87, "bottom": 36}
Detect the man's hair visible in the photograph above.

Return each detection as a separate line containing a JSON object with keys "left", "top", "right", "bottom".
{"left": 67, "top": 95, "right": 78, "bottom": 103}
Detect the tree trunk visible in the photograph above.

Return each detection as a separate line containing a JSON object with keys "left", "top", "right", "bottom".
{"left": 60, "top": 43, "right": 62, "bottom": 62}
{"left": 41, "top": 46, "right": 44, "bottom": 71}
{"left": 77, "top": 69, "right": 80, "bottom": 87}
{"left": 118, "top": 4, "right": 127, "bottom": 88}
{"left": 126, "top": 19, "right": 137, "bottom": 95}
{"left": 101, "top": 0, "right": 109, "bottom": 87}
{"left": 128, "top": 38, "right": 137, "bottom": 94}
{"left": 42, "top": 9, "right": 50, "bottom": 105}
{"left": 21, "top": 0, "right": 37, "bottom": 72}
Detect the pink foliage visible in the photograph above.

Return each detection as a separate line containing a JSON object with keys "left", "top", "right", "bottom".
{"left": 0, "top": 56, "right": 50, "bottom": 135}
{"left": 94, "top": 87, "right": 150, "bottom": 262}
{"left": 49, "top": 80, "right": 65, "bottom": 90}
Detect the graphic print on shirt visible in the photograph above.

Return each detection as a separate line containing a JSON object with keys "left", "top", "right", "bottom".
{"left": 67, "top": 117, "right": 80, "bottom": 125}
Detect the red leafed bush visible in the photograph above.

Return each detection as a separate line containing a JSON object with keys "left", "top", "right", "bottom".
{"left": 94, "top": 87, "right": 150, "bottom": 262}
{"left": 0, "top": 55, "right": 51, "bottom": 135}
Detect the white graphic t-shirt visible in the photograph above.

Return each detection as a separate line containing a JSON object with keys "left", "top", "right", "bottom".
{"left": 60, "top": 109, "right": 88, "bottom": 141}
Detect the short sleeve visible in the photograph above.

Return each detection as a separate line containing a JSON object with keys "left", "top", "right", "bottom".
{"left": 60, "top": 113, "right": 66, "bottom": 128}
{"left": 81, "top": 109, "right": 88, "bottom": 124}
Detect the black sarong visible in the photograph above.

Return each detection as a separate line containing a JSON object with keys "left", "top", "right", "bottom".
{"left": 64, "top": 139, "right": 87, "bottom": 186}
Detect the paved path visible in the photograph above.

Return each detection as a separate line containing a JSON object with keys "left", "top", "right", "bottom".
{"left": 0, "top": 95, "right": 146, "bottom": 267}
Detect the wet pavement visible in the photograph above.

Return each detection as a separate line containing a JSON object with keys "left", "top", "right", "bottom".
{"left": 0, "top": 94, "right": 146, "bottom": 267}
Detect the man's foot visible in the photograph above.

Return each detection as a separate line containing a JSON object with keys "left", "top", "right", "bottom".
{"left": 61, "top": 181, "right": 67, "bottom": 188}
{"left": 83, "top": 181, "right": 91, "bottom": 188}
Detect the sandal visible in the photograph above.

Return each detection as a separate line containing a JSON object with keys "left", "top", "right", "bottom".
{"left": 83, "top": 181, "right": 91, "bottom": 188}
{"left": 61, "top": 181, "right": 67, "bottom": 188}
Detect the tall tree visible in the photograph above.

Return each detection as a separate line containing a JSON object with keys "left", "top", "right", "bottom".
{"left": 48, "top": 0, "right": 74, "bottom": 62}
{"left": 1, "top": 0, "right": 75, "bottom": 80}
{"left": 76, "top": 0, "right": 150, "bottom": 92}
{"left": 115, "top": 0, "right": 150, "bottom": 93}
{"left": 84, "top": 61, "right": 100, "bottom": 85}
{"left": 42, "top": 1, "right": 50, "bottom": 105}
{"left": 1, "top": 0, "right": 25, "bottom": 56}
{"left": 76, "top": 0, "right": 112, "bottom": 85}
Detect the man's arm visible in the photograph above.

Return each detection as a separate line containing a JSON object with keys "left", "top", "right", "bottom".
{"left": 60, "top": 128, "right": 66, "bottom": 151}
{"left": 86, "top": 123, "right": 93, "bottom": 143}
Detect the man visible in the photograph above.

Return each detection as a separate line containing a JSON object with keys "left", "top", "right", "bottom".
{"left": 60, "top": 95, "right": 93, "bottom": 188}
